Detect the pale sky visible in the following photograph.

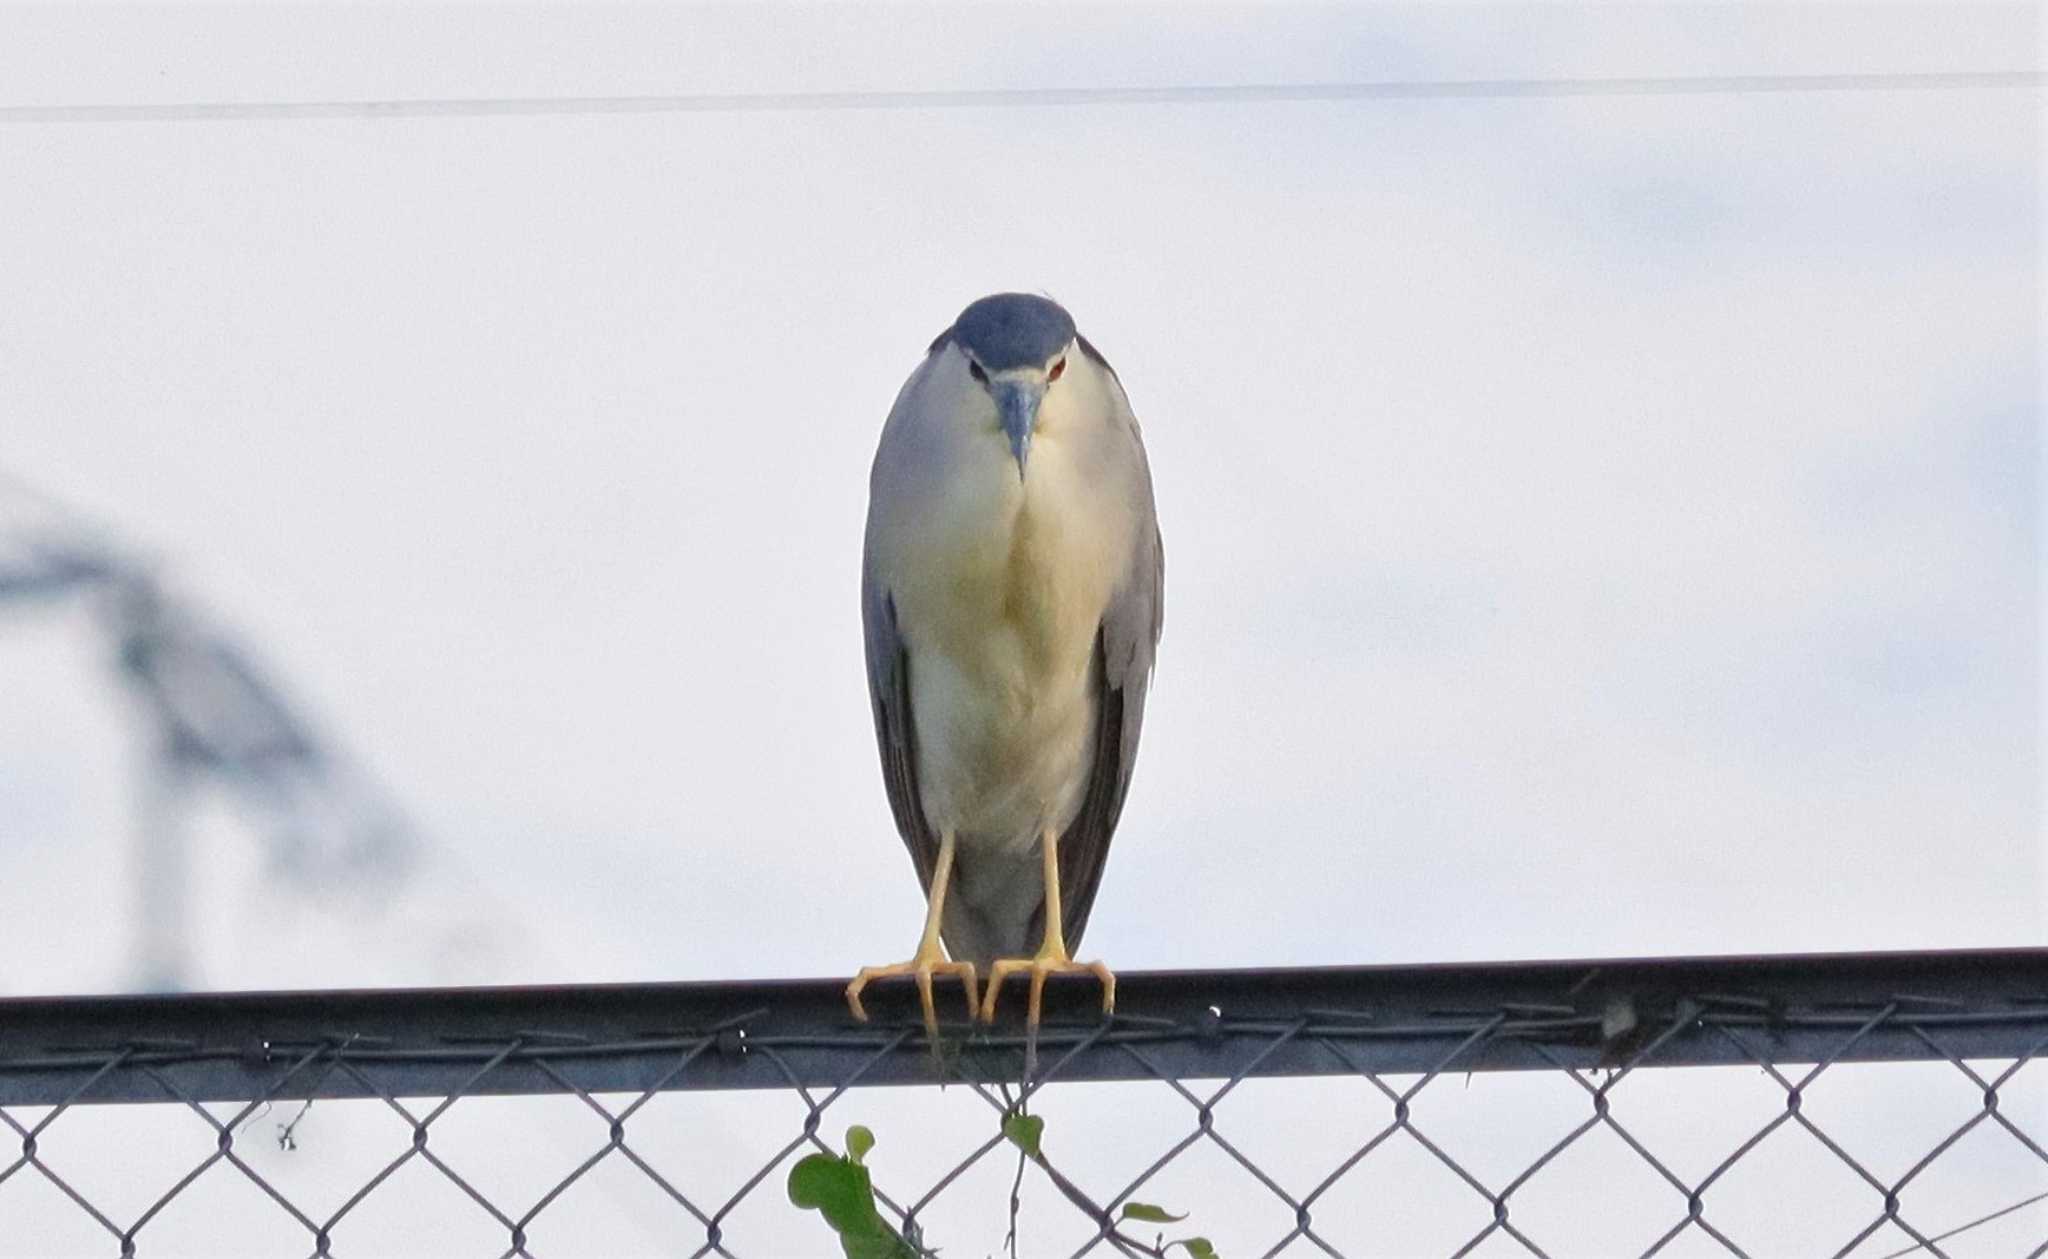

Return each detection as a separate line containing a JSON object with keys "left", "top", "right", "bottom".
{"left": 0, "top": 3, "right": 2040, "bottom": 1255}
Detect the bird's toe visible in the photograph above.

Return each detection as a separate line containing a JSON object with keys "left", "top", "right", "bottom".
{"left": 846, "top": 956, "right": 978, "bottom": 1038}
{"left": 980, "top": 955, "right": 1115, "bottom": 1027}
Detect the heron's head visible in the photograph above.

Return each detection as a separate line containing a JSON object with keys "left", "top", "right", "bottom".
{"left": 938, "top": 292, "right": 1081, "bottom": 481}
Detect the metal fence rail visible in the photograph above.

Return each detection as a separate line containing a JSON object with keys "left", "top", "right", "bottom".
{"left": 2, "top": 949, "right": 2044, "bottom": 1258}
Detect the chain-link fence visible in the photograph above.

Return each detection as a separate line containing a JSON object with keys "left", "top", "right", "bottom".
{"left": 2, "top": 949, "right": 2043, "bottom": 1258}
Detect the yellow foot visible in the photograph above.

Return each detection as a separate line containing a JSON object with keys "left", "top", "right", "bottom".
{"left": 846, "top": 955, "right": 979, "bottom": 1039}
{"left": 979, "top": 953, "right": 1115, "bottom": 1027}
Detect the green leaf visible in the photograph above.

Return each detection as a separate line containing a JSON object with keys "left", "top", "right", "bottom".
{"left": 841, "top": 1230, "right": 915, "bottom": 1259}
{"left": 845, "top": 1125, "right": 875, "bottom": 1165}
{"left": 1001, "top": 1111, "right": 1045, "bottom": 1158}
{"left": 786, "top": 1153, "right": 841, "bottom": 1208}
{"left": 1173, "top": 1239, "right": 1218, "bottom": 1259}
{"left": 786, "top": 1153, "right": 883, "bottom": 1237}
{"left": 1120, "top": 1202, "right": 1188, "bottom": 1224}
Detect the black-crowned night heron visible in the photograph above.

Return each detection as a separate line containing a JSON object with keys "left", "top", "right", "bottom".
{"left": 846, "top": 293, "right": 1164, "bottom": 1035}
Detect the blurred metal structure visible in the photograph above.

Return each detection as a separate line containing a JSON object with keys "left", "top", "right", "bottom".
{"left": 0, "top": 949, "right": 2042, "bottom": 1258}
{"left": 0, "top": 493, "right": 414, "bottom": 991}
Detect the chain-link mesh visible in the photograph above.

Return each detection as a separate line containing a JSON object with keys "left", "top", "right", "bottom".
{"left": 2, "top": 951, "right": 2044, "bottom": 1258}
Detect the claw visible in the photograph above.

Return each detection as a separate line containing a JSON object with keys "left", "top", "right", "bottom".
{"left": 980, "top": 953, "right": 1115, "bottom": 1027}
{"left": 846, "top": 954, "right": 980, "bottom": 1039}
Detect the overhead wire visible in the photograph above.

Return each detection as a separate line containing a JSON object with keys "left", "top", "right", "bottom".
{"left": 0, "top": 69, "right": 2037, "bottom": 124}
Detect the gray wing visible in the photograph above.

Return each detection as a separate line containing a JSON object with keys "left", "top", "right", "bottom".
{"left": 1040, "top": 466, "right": 1164, "bottom": 951}
{"left": 862, "top": 561, "right": 939, "bottom": 893}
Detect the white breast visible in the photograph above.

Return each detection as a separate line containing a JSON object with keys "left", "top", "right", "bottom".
{"left": 871, "top": 360, "right": 1136, "bottom": 853}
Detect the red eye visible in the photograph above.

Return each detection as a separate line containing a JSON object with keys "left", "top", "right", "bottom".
{"left": 1049, "top": 357, "right": 1066, "bottom": 382}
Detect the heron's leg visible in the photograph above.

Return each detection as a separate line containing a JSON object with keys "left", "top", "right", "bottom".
{"left": 846, "top": 829, "right": 979, "bottom": 1038}
{"left": 979, "top": 829, "right": 1116, "bottom": 1026}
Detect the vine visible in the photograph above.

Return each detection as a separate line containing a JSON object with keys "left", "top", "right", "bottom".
{"left": 788, "top": 1116, "right": 1220, "bottom": 1258}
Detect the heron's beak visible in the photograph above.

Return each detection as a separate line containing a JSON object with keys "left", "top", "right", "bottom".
{"left": 992, "top": 379, "right": 1043, "bottom": 480}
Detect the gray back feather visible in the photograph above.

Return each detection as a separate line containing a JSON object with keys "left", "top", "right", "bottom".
{"left": 861, "top": 573, "right": 939, "bottom": 893}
